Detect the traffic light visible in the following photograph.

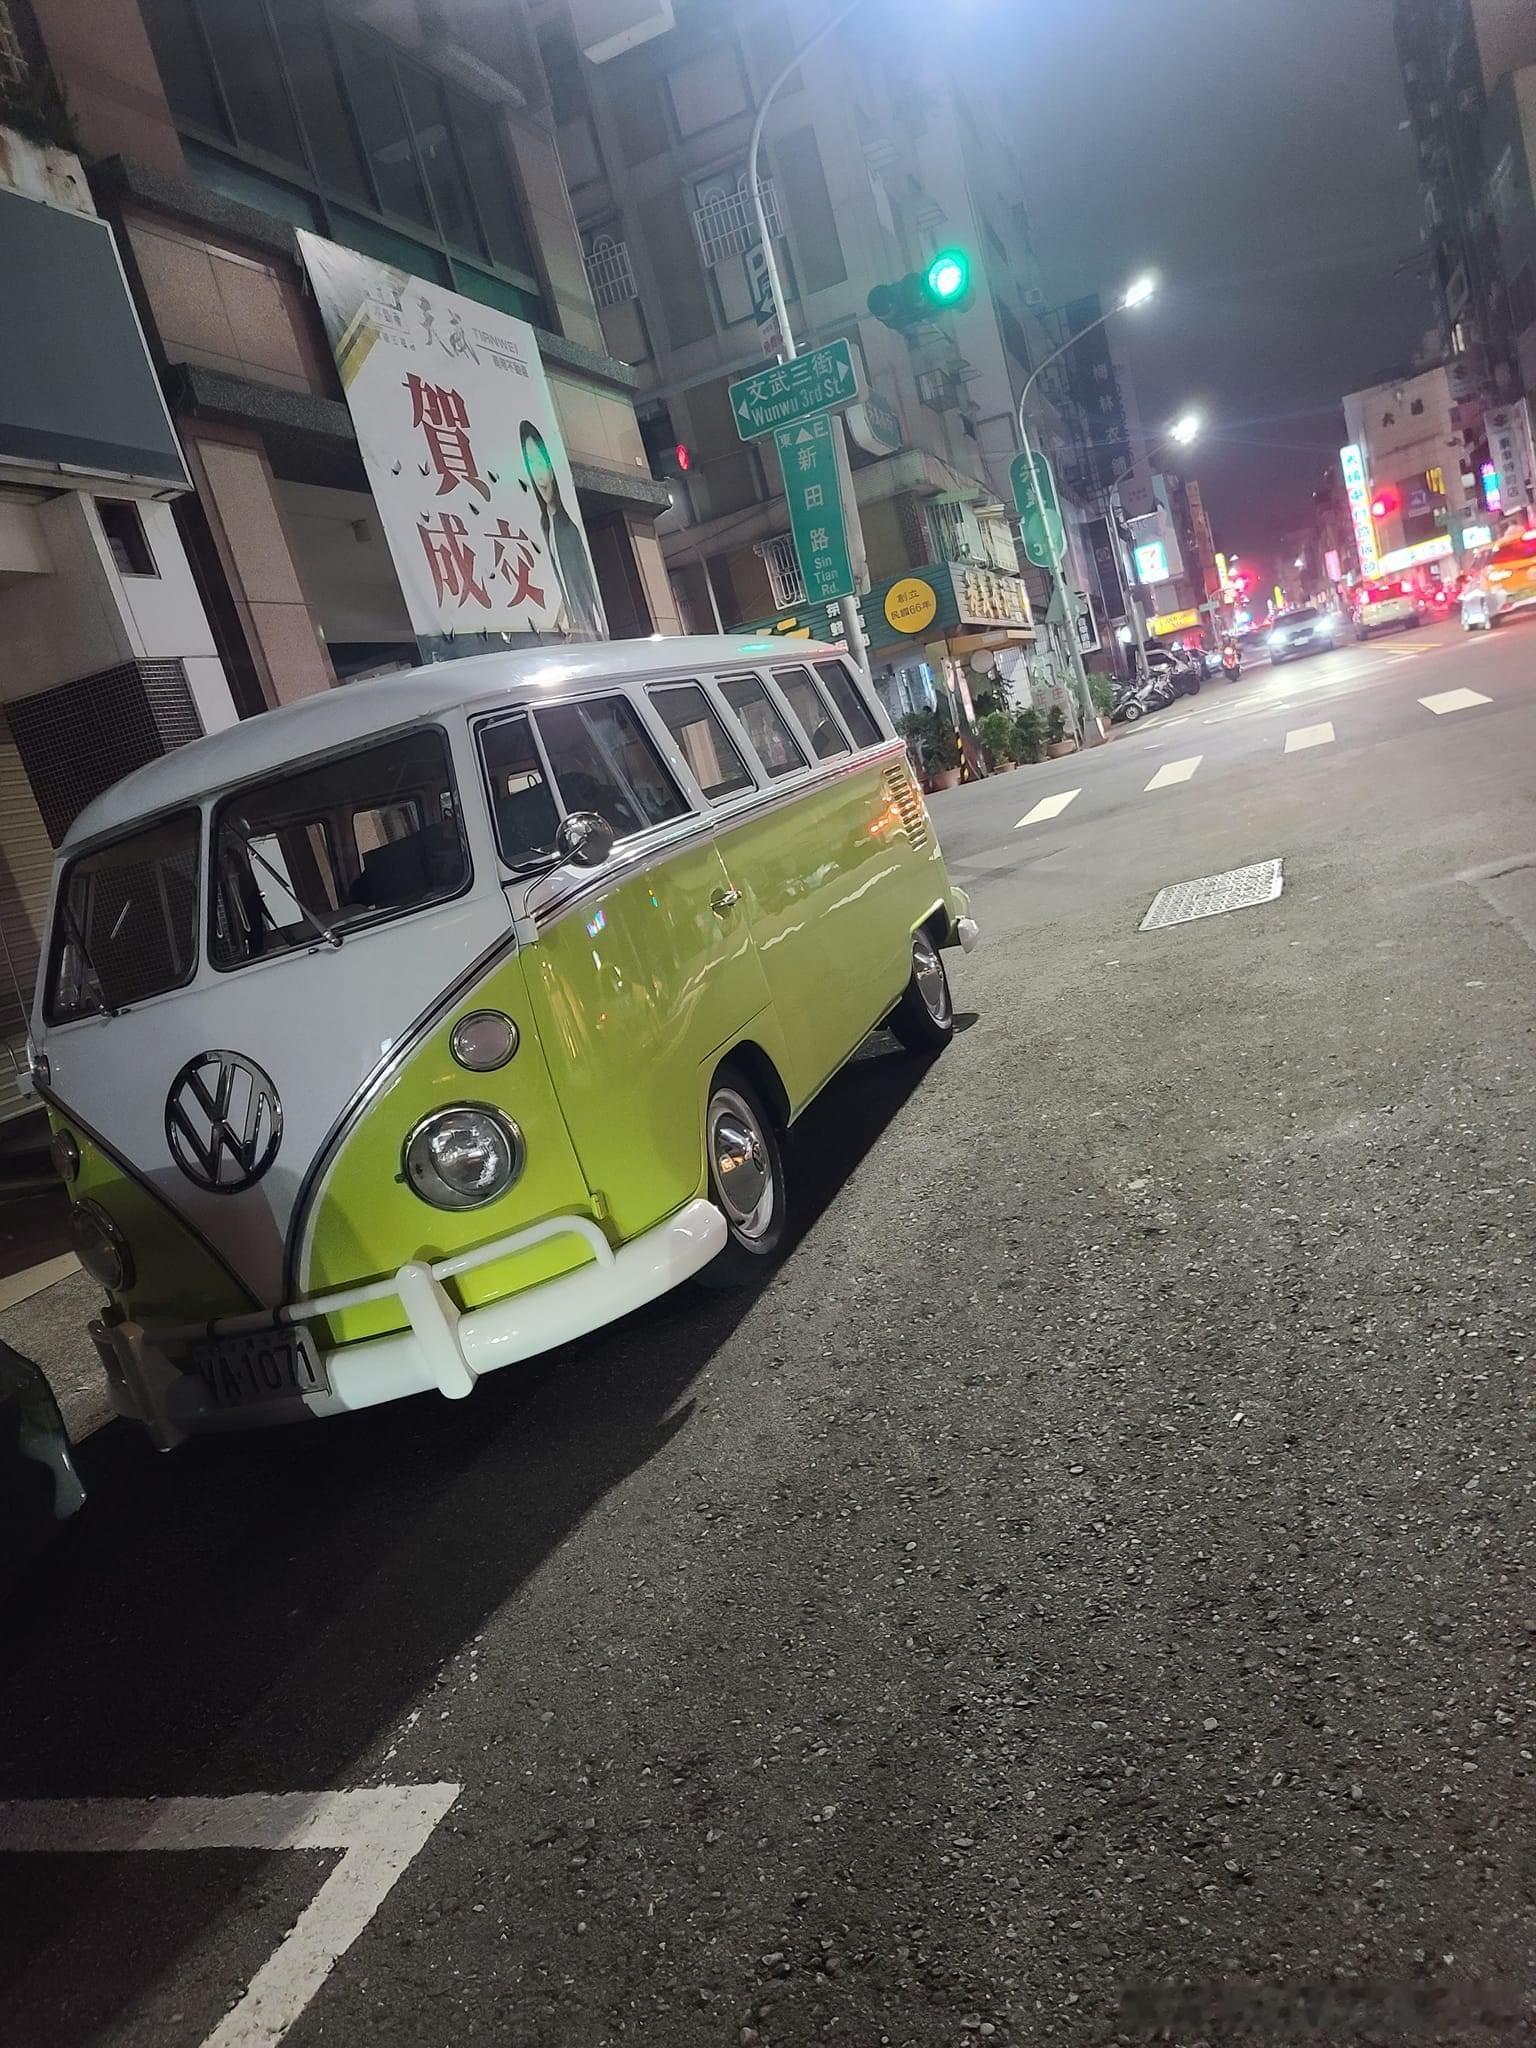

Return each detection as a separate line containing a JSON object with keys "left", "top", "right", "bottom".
{"left": 867, "top": 248, "right": 973, "bottom": 331}
{"left": 640, "top": 412, "right": 691, "bottom": 482}
{"left": 1369, "top": 485, "right": 1398, "bottom": 519}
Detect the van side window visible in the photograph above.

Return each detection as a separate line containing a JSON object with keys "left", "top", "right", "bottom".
{"left": 813, "top": 659, "right": 883, "bottom": 747}
{"left": 535, "top": 695, "right": 688, "bottom": 839}
{"left": 480, "top": 712, "right": 560, "bottom": 865}
{"left": 648, "top": 683, "right": 754, "bottom": 801}
{"left": 776, "top": 666, "right": 849, "bottom": 760}
{"left": 210, "top": 729, "right": 467, "bottom": 969}
{"left": 718, "top": 673, "right": 807, "bottom": 779}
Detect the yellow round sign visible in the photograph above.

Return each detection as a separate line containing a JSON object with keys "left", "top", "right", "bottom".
{"left": 884, "top": 577, "right": 939, "bottom": 637}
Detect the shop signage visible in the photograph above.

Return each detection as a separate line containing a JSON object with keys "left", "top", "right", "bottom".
{"left": 1134, "top": 538, "right": 1170, "bottom": 584}
{"left": 867, "top": 563, "right": 1032, "bottom": 650}
{"left": 884, "top": 576, "right": 939, "bottom": 635}
{"left": 1376, "top": 534, "right": 1454, "bottom": 573}
{"left": 1339, "top": 442, "right": 1379, "bottom": 576}
{"left": 1458, "top": 522, "right": 1493, "bottom": 550}
{"left": 1149, "top": 607, "right": 1200, "bottom": 635}
{"left": 298, "top": 232, "right": 605, "bottom": 644}
{"left": 730, "top": 339, "right": 860, "bottom": 440}
{"left": 774, "top": 414, "right": 854, "bottom": 603}
{"left": 846, "top": 391, "right": 902, "bottom": 457}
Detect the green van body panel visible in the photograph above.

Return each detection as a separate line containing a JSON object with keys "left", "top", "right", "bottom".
{"left": 48, "top": 1114, "right": 255, "bottom": 1325}
{"left": 298, "top": 950, "right": 600, "bottom": 1347}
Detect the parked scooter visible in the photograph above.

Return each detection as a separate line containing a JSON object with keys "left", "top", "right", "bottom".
{"left": 1111, "top": 669, "right": 1178, "bottom": 724}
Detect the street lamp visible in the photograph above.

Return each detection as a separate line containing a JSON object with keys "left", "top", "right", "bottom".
{"left": 1013, "top": 271, "right": 1159, "bottom": 735}
{"left": 1168, "top": 410, "right": 1202, "bottom": 446}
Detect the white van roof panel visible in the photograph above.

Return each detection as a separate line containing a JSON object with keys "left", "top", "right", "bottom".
{"left": 61, "top": 635, "right": 843, "bottom": 849}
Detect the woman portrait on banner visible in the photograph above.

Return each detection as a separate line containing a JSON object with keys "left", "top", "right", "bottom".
{"left": 520, "top": 421, "right": 607, "bottom": 639}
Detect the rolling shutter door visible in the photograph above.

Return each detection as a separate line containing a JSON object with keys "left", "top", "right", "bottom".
{"left": 0, "top": 715, "right": 54, "bottom": 1120}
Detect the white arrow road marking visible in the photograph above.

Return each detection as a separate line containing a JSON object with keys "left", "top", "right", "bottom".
{"left": 0, "top": 1783, "right": 460, "bottom": 2048}
{"left": 1015, "top": 788, "right": 1081, "bottom": 828}
{"left": 1284, "top": 721, "right": 1335, "bottom": 752}
{"left": 1420, "top": 687, "right": 1492, "bottom": 714}
{"left": 1144, "top": 755, "right": 1202, "bottom": 790}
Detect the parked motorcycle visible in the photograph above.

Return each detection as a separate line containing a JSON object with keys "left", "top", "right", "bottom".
{"left": 1111, "top": 671, "right": 1178, "bottom": 724}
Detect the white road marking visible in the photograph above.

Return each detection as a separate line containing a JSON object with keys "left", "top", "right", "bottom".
{"left": 1015, "top": 787, "right": 1080, "bottom": 828}
{"left": 1144, "top": 755, "right": 1202, "bottom": 790}
{"left": 0, "top": 1783, "right": 460, "bottom": 2048}
{"left": 1420, "top": 687, "right": 1492, "bottom": 714}
{"left": 1284, "top": 721, "right": 1335, "bottom": 753}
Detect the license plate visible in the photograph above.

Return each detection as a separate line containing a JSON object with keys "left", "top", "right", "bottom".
{"left": 185, "top": 1325, "right": 328, "bottom": 1411}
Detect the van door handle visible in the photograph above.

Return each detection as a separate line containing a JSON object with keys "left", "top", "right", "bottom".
{"left": 711, "top": 885, "right": 742, "bottom": 916}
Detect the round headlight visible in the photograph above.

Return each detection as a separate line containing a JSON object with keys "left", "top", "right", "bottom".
{"left": 50, "top": 1128, "right": 80, "bottom": 1182}
{"left": 70, "top": 1198, "right": 133, "bottom": 1292}
{"left": 450, "top": 1010, "right": 520, "bottom": 1073}
{"left": 403, "top": 1105, "right": 523, "bottom": 1210}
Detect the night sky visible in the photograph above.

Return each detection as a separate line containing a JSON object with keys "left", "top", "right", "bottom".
{"left": 1002, "top": 0, "right": 1434, "bottom": 581}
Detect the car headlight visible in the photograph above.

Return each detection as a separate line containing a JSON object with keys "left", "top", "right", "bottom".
{"left": 403, "top": 1105, "right": 523, "bottom": 1210}
{"left": 70, "top": 1198, "right": 133, "bottom": 1292}
{"left": 1267, "top": 631, "right": 1286, "bottom": 647}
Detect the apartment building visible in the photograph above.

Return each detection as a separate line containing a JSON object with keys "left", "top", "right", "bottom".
{"left": 537, "top": 0, "right": 1114, "bottom": 718}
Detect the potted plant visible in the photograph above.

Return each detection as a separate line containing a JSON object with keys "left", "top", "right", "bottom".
{"left": 1045, "top": 705, "right": 1076, "bottom": 759}
{"left": 975, "top": 709, "right": 1015, "bottom": 772}
{"left": 898, "top": 707, "right": 963, "bottom": 791}
{"left": 1010, "top": 708, "right": 1045, "bottom": 765}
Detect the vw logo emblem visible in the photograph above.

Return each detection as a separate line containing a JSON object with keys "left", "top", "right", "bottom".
{"left": 165, "top": 1050, "right": 282, "bottom": 1194}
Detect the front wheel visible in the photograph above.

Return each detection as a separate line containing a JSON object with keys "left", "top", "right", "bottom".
{"left": 697, "top": 1074, "right": 787, "bottom": 1288}
{"left": 888, "top": 930, "right": 955, "bottom": 1055}
{"left": 1122, "top": 698, "right": 1144, "bottom": 722}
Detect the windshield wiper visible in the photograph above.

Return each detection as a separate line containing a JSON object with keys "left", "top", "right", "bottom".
{"left": 240, "top": 837, "right": 343, "bottom": 950}
{"left": 59, "top": 901, "right": 121, "bottom": 1018}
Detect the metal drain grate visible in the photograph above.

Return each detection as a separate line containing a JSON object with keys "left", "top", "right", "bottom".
{"left": 1140, "top": 858, "right": 1283, "bottom": 932}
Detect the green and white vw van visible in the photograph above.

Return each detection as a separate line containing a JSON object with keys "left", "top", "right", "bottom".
{"left": 32, "top": 638, "right": 975, "bottom": 1445}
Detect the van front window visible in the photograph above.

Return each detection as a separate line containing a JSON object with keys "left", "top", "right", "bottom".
{"left": 46, "top": 811, "right": 201, "bottom": 1022}
{"left": 211, "top": 728, "right": 468, "bottom": 970}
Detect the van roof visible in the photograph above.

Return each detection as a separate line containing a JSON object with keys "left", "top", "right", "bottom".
{"left": 61, "top": 634, "right": 841, "bottom": 850}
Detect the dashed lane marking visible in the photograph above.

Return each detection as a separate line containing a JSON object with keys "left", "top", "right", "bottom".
{"left": 1144, "top": 755, "right": 1202, "bottom": 790}
{"left": 0, "top": 1784, "right": 461, "bottom": 2048}
{"left": 1284, "top": 721, "right": 1335, "bottom": 753}
{"left": 1015, "top": 787, "right": 1081, "bottom": 828}
{"left": 1420, "top": 687, "right": 1492, "bottom": 714}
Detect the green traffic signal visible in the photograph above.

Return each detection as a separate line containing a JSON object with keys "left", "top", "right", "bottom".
{"left": 867, "top": 249, "right": 973, "bottom": 332}
{"left": 925, "top": 249, "right": 970, "bottom": 304}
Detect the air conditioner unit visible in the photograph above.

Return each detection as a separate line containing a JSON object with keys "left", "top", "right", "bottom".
{"left": 1023, "top": 287, "right": 1046, "bottom": 309}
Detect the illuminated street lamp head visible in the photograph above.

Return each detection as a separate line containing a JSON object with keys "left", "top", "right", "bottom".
{"left": 1121, "top": 272, "right": 1157, "bottom": 310}
{"left": 1168, "top": 411, "right": 1202, "bottom": 445}
{"left": 925, "top": 249, "right": 970, "bottom": 305}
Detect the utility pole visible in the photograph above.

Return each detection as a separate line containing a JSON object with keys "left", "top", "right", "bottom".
{"left": 746, "top": 1, "right": 871, "bottom": 673}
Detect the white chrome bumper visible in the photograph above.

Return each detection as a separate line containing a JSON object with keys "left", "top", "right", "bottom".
{"left": 93, "top": 1199, "right": 727, "bottom": 1446}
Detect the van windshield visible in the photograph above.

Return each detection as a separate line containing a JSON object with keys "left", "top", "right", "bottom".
{"left": 46, "top": 811, "right": 201, "bottom": 1022}
{"left": 211, "top": 728, "right": 468, "bottom": 970}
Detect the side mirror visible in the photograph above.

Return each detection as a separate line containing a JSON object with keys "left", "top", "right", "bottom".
{"left": 555, "top": 810, "right": 614, "bottom": 869}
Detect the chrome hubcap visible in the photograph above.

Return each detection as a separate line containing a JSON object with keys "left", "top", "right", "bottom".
{"left": 708, "top": 1088, "right": 774, "bottom": 1240}
{"left": 912, "top": 934, "right": 951, "bottom": 1025}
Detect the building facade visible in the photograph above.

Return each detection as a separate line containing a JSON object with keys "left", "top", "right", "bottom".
{"left": 535, "top": 0, "right": 1117, "bottom": 723}
{"left": 1341, "top": 363, "right": 1491, "bottom": 578}
{"left": 0, "top": 0, "right": 686, "bottom": 1112}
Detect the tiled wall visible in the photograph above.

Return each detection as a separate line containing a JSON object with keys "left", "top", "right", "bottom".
{"left": 8, "top": 657, "right": 202, "bottom": 845}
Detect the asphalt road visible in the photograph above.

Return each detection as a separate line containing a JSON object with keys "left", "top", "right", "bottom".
{"left": 4, "top": 615, "right": 1536, "bottom": 2047}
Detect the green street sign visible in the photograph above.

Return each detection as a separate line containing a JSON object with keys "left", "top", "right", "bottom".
{"left": 775, "top": 414, "right": 854, "bottom": 604}
{"left": 1011, "top": 448, "right": 1065, "bottom": 569}
{"left": 731, "top": 339, "right": 861, "bottom": 441}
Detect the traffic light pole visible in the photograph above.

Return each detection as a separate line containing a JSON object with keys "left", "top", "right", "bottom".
{"left": 747, "top": 2, "right": 872, "bottom": 675}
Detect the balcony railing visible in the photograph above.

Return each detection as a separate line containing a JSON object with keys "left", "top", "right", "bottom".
{"left": 583, "top": 236, "right": 638, "bottom": 308}
{"left": 692, "top": 179, "right": 783, "bottom": 268}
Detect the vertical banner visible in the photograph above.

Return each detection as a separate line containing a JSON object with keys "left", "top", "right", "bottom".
{"left": 297, "top": 232, "right": 606, "bottom": 648}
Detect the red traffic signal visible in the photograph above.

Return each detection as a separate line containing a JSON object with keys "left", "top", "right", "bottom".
{"left": 673, "top": 443, "right": 691, "bottom": 473}
{"left": 1369, "top": 486, "right": 1398, "bottom": 519}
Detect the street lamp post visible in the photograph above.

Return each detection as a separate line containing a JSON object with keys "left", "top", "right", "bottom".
{"left": 747, "top": 0, "right": 871, "bottom": 671}
{"left": 1014, "top": 274, "right": 1157, "bottom": 734}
